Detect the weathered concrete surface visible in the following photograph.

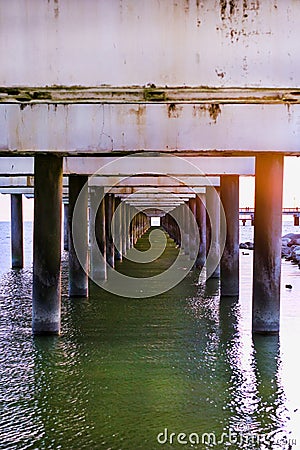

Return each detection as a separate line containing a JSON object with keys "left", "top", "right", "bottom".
{"left": 90, "top": 187, "right": 107, "bottom": 281}
{"left": 196, "top": 194, "right": 206, "bottom": 268}
{"left": 32, "top": 155, "right": 63, "bottom": 335}
{"left": 252, "top": 155, "right": 283, "bottom": 334}
{"left": 0, "top": 157, "right": 255, "bottom": 176}
{"left": 0, "top": 1, "right": 298, "bottom": 87}
{"left": 105, "top": 194, "right": 115, "bottom": 268}
{"left": 220, "top": 175, "right": 240, "bottom": 297}
{"left": 206, "top": 186, "right": 220, "bottom": 278}
{"left": 0, "top": 104, "right": 300, "bottom": 154}
{"left": 69, "top": 175, "right": 89, "bottom": 297}
{"left": 10, "top": 194, "right": 23, "bottom": 268}
{"left": 63, "top": 203, "right": 69, "bottom": 251}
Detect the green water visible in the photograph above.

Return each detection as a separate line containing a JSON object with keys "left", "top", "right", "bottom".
{"left": 0, "top": 228, "right": 299, "bottom": 449}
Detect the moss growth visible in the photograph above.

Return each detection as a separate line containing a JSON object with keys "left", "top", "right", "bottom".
{"left": 0, "top": 87, "right": 21, "bottom": 95}
{"left": 144, "top": 88, "right": 166, "bottom": 102}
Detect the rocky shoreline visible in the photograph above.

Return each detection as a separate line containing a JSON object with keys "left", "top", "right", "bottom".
{"left": 240, "top": 233, "right": 300, "bottom": 267}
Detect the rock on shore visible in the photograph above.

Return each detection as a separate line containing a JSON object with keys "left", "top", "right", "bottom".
{"left": 240, "top": 233, "right": 300, "bottom": 266}
{"left": 282, "top": 233, "right": 300, "bottom": 264}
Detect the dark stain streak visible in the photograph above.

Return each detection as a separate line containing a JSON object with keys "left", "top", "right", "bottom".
{"left": 54, "top": 0, "right": 59, "bottom": 19}
{"left": 229, "top": 0, "right": 235, "bottom": 15}
{"left": 220, "top": 0, "right": 227, "bottom": 19}
{"left": 167, "top": 103, "right": 183, "bottom": 118}
{"left": 208, "top": 104, "right": 221, "bottom": 122}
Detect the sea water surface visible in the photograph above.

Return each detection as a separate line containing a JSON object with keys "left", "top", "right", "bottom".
{"left": 0, "top": 221, "right": 300, "bottom": 449}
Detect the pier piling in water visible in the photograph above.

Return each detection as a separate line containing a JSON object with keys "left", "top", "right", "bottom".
{"left": 63, "top": 203, "right": 69, "bottom": 251}
{"left": 69, "top": 175, "right": 89, "bottom": 298}
{"left": 90, "top": 187, "right": 107, "bottom": 281}
{"left": 196, "top": 194, "right": 206, "bottom": 269}
{"left": 32, "top": 155, "right": 63, "bottom": 335}
{"left": 105, "top": 193, "right": 115, "bottom": 268}
{"left": 206, "top": 186, "right": 220, "bottom": 279}
{"left": 252, "top": 155, "right": 284, "bottom": 334}
{"left": 220, "top": 176, "right": 240, "bottom": 297}
{"left": 11, "top": 194, "right": 23, "bottom": 269}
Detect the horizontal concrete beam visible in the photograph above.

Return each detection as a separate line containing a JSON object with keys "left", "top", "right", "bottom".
{"left": 110, "top": 187, "right": 207, "bottom": 194}
{"left": 118, "top": 192, "right": 195, "bottom": 199}
{"left": 0, "top": 175, "right": 220, "bottom": 187}
{"left": 1, "top": 86, "right": 300, "bottom": 105}
{"left": 0, "top": 157, "right": 255, "bottom": 176}
{"left": 1, "top": 103, "right": 299, "bottom": 154}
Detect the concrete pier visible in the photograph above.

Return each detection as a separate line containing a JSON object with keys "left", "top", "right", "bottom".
{"left": 220, "top": 176, "right": 239, "bottom": 297}
{"left": 114, "top": 197, "right": 123, "bottom": 261}
{"left": 126, "top": 204, "right": 131, "bottom": 252}
{"left": 69, "top": 175, "right": 89, "bottom": 297}
{"left": 252, "top": 155, "right": 284, "bottom": 334}
{"left": 32, "top": 155, "right": 63, "bottom": 335}
{"left": 206, "top": 187, "right": 220, "bottom": 278}
{"left": 90, "top": 187, "right": 107, "bottom": 281}
{"left": 105, "top": 193, "right": 115, "bottom": 268}
{"left": 188, "top": 198, "right": 198, "bottom": 262}
{"left": 196, "top": 194, "right": 206, "bottom": 269}
{"left": 63, "top": 203, "right": 69, "bottom": 251}
{"left": 10, "top": 194, "right": 23, "bottom": 268}
{"left": 183, "top": 202, "right": 190, "bottom": 256}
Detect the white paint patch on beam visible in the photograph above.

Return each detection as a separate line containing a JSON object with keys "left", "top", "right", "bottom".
{"left": 0, "top": 104, "right": 300, "bottom": 154}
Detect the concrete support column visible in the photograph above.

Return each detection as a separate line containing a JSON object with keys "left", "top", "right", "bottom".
{"left": 105, "top": 193, "right": 115, "bottom": 268}
{"left": 11, "top": 194, "right": 23, "bottom": 268}
{"left": 196, "top": 194, "right": 206, "bottom": 268}
{"left": 122, "top": 202, "right": 127, "bottom": 256}
{"left": 220, "top": 176, "right": 239, "bottom": 297}
{"left": 114, "top": 197, "right": 122, "bottom": 261}
{"left": 69, "top": 175, "right": 89, "bottom": 297}
{"left": 126, "top": 204, "right": 131, "bottom": 252}
{"left": 32, "top": 155, "right": 63, "bottom": 335}
{"left": 189, "top": 198, "right": 198, "bottom": 261}
{"left": 206, "top": 186, "right": 220, "bottom": 278}
{"left": 252, "top": 155, "right": 284, "bottom": 334}
{"left": 183, "top": 202, "right": 190, "bottom": 255}
{"left": 90, "top": 187, "right": 107, "bottom": 281}
{"left": 63, "top": 203, "right": 69, "bottom": 251}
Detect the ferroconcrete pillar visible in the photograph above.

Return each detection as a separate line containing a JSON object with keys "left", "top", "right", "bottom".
{"left": 11, "top": 194, "right": 23, "bottom": 268}
{"left": 220, "top": 176, "right": 239, "bottom": 297}
{"left": 196, "top": 194, "right": 206, "bottom": 268}
{"left": 252, "top": 155, "right": 284, "bottom": 334}
{"left": 90, "top": 187, "right": 107, "bottom": 281}
{"left": 122, "top": 202, "right": 127, "bottom": 256}
{"left": 114, "top": 197, "right": 122, "bottom": 261}
{"left": 105, "top": 193, "right": 115, "bottom": 268}
{"left": 63, "top": 203, "right": 69, "bottom": 251}
{"left": 206, "top": 186, "right": 220, "bottom": 278}
{"left": 183, "top": 202, "right": 190, "bottom": 255}
{"left": 189, "top": 198, "right": 198, "bottom": 261}
{"left": 126, "top": 204, "right": 131, "bottom": 252}
{"left": 32, "top": 155, "right": 63, "bottom": 335}
{"left": 69, "top": 175, "right": 89, "bottom": 297}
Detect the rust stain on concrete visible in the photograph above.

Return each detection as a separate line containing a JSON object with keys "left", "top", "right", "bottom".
{"left": 167, "top": 103, "right": 183, "bottom": 118}
{"left": 129, "top": 105, "right": 146, "bottom": 126}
